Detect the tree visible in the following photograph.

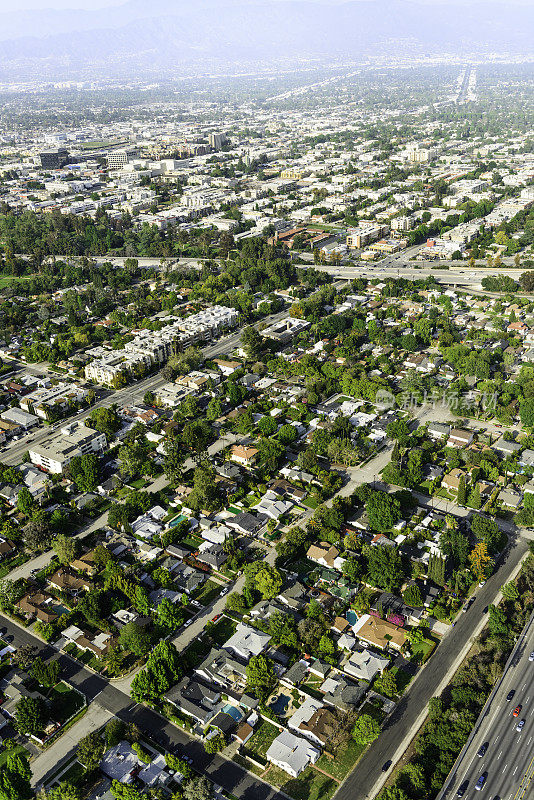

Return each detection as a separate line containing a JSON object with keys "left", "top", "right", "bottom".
{"left": 77, "top": 730, "right": 105, "bottom": 771}
{"left": 156, "top": 598, "right": 183, "bottom": 632}
{"left": 23, "top": 514, "right": 51, "bottom": 552}
{"left": 15, "top": 695, "right": 47, "bottom": 735}
{"left": 204, "top": 732, "right": 226, "bottom": 753}
{"left": 183, "top": 777, "right": 213, "bottom": 800}
{"left": 241, "top": 326, "right": 264, "bottom": 359}
{"left": 119, "top": 622, "right": 153, "bottom": 657}
{"left": 165, "top": 753, "right": 193, "bottom": 779}
{"left": 352, "top": 714, "right": 381, "bottom": 745}
{"left": 11, "top": 644, "right": 35, "bottom": 670}
{"left": 246, "top": 654, "right": 277, "bottom": 700}
{"left": 367, "top": 546, "right": 404, "bottom": 591}
{"left": 467, "top": 484, "right": 481, "bottom": 510}
{"left": 245, "top": 562, "right": 283, "bottom": 599}
{"left": 457, "top": 475, "right": 467, "bottom": 506}
{"left": 16, "top": 487, "right": 35, "bottom": 516}
{"left": 110, "top": 782, "right": 143, "bottom": 800}
{"left": 470, "top": 514, "right": 506, "bottom": 555}
{"left": 278, "top": 424, "right": 298, "bottom": 446}
{"left": 0, "top": 579, "right": 23, "bottom": 609}
{"left": 163, "top": 437, "right": 184, "bottom": 484}
{"left": 403, "top": 584, "right": 423, "bottom": 607}
{"left": 51, "top": 534, "right": 78, "bottom": 565}
{"left": 521, "top": 398, "right": 534, "bottom": 428}
{"left": 45, "top": 782, "right": 81, "bottom": 800}
{"left": 501, "top": 581, "right": 519, "bottom": 601}
{"left": 374, "top": 670, "right": 397, "bottom": 698}
{"left": 32, "top": 657, "right": 60, "bottom": 688}
{"left": 366, "top": 492, "right": 401, "bottom": 532}
{"left": 67, "top": 454, "right": 99, "bottom": 492}
{"left": 469, "top": 542, "right": 494, "bottom": 583}
{"left": 0, "top": 751, "right": 31, "bottom": 800}
{"left": 105, "top": 718, "right": 126, "bottom": 748}
{"left": 88, "top": 407, "right": 120, "bottom": 438}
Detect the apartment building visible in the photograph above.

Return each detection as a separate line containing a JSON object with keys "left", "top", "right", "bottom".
{"left": 28, "top": 422, "right": 106, "bottom": 474}
{"left": 20, "top": 383, "right": 88, "bottom": 420}
{"left": 346, "top": 223, "right": 389, "bottom": 250}
{"left": 85, "top": 306, "right": 238, "bottom": 386}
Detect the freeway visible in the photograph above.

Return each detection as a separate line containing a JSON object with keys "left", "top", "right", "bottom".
{"left": 0, "top": 613, "right": 286, "bottom": 800}
{"left": 332, "top": 535, "right": 530, "bottom": 800}
{"left": 438, "top": 613, "right": 534, "bottom": 800}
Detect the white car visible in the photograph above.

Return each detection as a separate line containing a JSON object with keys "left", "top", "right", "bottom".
{"left": 529, "top": 652, "right": 534, "bottom": 662}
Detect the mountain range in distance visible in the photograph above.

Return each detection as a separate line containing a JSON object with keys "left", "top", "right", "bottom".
{"left": 0, "top": 0, "right": 533, "bottom": 83}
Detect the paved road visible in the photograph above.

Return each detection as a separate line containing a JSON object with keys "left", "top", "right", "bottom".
{"left": 0, "top": 614, "right": 286, "bottom": 800}
{"left": 437, "top": 613, "right": 534, "bottom": 800}
{"left": 333, "top": 536, "right": 530, "bottom": 800}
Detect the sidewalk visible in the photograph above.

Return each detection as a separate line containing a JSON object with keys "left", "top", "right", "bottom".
{"left": 30, "top": 702, "right": 113, "bottom": 789}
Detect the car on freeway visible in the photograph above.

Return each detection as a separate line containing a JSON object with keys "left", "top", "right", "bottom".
{"left": 184, "top": 619, "right": 193, "bottom": 628}
{"left": 477, "top": 742, "right": 488, "bottom": 757}
{"left": 475, "top": 773, "right": 487, "bottom": 791}
{"left": 513, "top": 705, "right": 522, "bottom": 716}
{"left": 457, "top": 780, "right": 469, "bottom": 797}
{"left": 5, "top": 635, "right": 13, "bottom": 643}
{"left": 507, "top": 690, "right": 515, "bottom": 701}
{"left": 382, "top": 761, "right": 392, "bottom": 772}
{"left": 516, "top": 719, "right": 525, "bottom": 732}
{"left": 483, "top": 606, "right": 489, "bottom": 614}
{"left": 529, "top": 652, "right": 534, "bottom": 662}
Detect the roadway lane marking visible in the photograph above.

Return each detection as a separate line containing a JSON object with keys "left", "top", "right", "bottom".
{"left": 499, "top": 751, "right": 503, "bottom": 758}
{"left": 514, "top": 766, "right": 518, "bottom": 775}
{"left": 504, "top": 764, "right": 508, "bottom": 771}
{"left": 528, "top": 737, "right": 533, "bottom": 745}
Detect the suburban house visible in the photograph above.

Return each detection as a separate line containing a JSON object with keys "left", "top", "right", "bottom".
{"left": 48, "top": 568, "right": 93, "bottom": 595}
{"left": 230, "top": 445, "right": 259, "bottom": 466}
{"left": 61, "top": 625, "right": 113, "bottom": 657}
{"left": 222, "top": 623, "right": 271, "bottom": 661}
{"left": 266, "top": 729, "right": 320, "bottom": 777}
{"left": 164, "top": 678, "right": 221, "bottom": 727}
{"left": 287, "top": 696, "right": 336, "bottom": 748}
{"left": 344, "top": 648, "right": 389, "bottom": 681}
{"left": 15, "top": 591, "right": 58, "bottom": 623}
{"left": 195, "top": 648, "right": 248, "bottom": 690}
{"left": 306, "top": 542, "right": 343, "bottom": 570}
{"left": 447, "top": 428, "right": 474, "bottom": 448}
{"left": 352, "top": 614, "right": 407, "bottom": 651}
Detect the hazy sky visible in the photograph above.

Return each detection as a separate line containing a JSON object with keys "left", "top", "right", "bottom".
{"left": 0, "top": 0, "right": 530, "bottom": 10}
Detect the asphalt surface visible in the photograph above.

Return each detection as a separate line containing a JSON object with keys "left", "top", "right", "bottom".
{"left": 0, "top": 614, "right": 286, "bottom": 800}
{"left": 439, "top": 613, "right": 534, "bottom": 800}
{"left": 333, "top": 536, "right": 530, "bottom": 800}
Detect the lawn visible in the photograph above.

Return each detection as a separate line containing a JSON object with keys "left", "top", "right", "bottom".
{"left": 209, "top": 616, "right": 236, "bottom": 645}
{"left": 391, "top": 666, "right": 414, "bottom": 694}
{"left": 269, "top": 764, "right": 338, "bottom": 800}
{"left": 183, "top": 637, "right": 212, "bottom": 670}
{"left": 409, "top": 637, "right": 437, "bottom": 664}
{"left": 49, "top": 682, "right": 85, "bottom": 722}
{"left": 316, "top": 740, "right": 365, "bottom": 781}
{"left": 232, "top": 753, "right": 265, "bottom": 777}
{"left": 193, "top": 579, "right": 223, "bottom": 607}
{"left": 245, "top": 720, "right": 280, "bottom": 761}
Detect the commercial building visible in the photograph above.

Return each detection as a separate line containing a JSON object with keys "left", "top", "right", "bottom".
{"left": 28, "top": 421, "right": 106, "bottom": 474}
{"left": 38, "top": 148, "right": 69, "bottom": 169}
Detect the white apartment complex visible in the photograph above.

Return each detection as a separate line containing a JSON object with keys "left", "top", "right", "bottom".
{"left": 85, "top": 305, "right": 238, "bottom": 386}
{"left": 20, "top": 383, "right": 88, "bottom": 420}
{"left": 29, "top": 422, "right": 107, "bottom": 474}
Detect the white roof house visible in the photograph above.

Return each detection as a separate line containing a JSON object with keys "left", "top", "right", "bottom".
{"left": 266, "top": 729, "right": 320, "bottom": 777}
{"left": 222, "top": 623, "right": 271, "bottom": 660}
{"left": 344, "top": 649, "right": 389, "bottom": 682}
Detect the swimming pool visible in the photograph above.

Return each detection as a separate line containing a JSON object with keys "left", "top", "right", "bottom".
{"left": 270, "top": 694, "right": 290, "bottom": 715}
{"left": 346, "top": 610, "right": 358, "bottom": 626}
{"left": 222, "top": 704, "right": 243, "bottom": 722}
